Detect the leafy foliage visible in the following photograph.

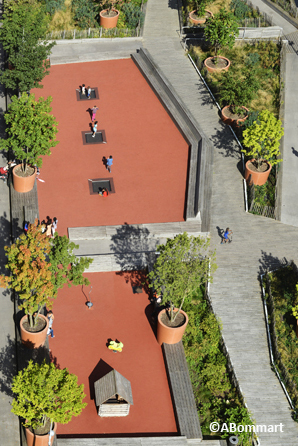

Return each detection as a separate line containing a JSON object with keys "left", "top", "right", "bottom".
{"left": 0, "top": 93, "right": 59, "bottom": 173}
{"left": 230, "top": 0, "right": 251, "bottom": 19}
{"left": 242, "top": 109, "right": 284, "bottom": 168}
{"left": 204, "top": 8, "right": 239, "bottom": 56}
{"left": 71, "top": 0, "right": 98, "bottom": 29}
{"left": 12, "top": 360, "right": 86, "bottom": 429}
{"left": 49, "top": 234, "right": 93, "bottom": 296}
{"left": 0, "top": 0, "right": 55, "bottom": 92}
{"left": 122, "top": 2, "right": 144, "bottom": 28}
{"left": 0, "top": 220, "right": 93, "bottom": 327}
{"left": 217, "top": 68, "right": 260, "bottom": 113}
{"left": 267, "top": 265, "right": 298, "bottom": 409}
{"left": 44, "top": 0, "right": 65, "bottom": 15}
{"left": 148, "top": 232, "right": 216, "bottom": 322}
{"left": 183, "top": 287, "right": 254, "bottom": 443}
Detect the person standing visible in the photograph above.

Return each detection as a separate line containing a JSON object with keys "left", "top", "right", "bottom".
{"left": 91, "top": 105, "right": 99, "bottom": 121}
{"left": 86, "top": 86, "right": 91, "bottom": 99}
{"left": 81, "top": 84, "right": 86, "bottom": 95}
{"left": 106, "top": 155, "right": 113, "bottom": 173}
{"left": 46, "top": 219, "right": 52, "bottom": 237}
{"left": 92, "top": 121, "right": 98, "bottom": 138}
{"left": 51, "top": 217, "right": 58, "bottom": 237}
{"left": 47, "top": 311, "right": 55, "bottom": 338}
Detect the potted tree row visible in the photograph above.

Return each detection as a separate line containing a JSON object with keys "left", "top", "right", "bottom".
{"left": 148, "top": 232, "right": 216, "bottom": 345}
{"left": 242, "top": 109, "right": 284, "bottom": 185}
{"left": 12, "top": 360, "right": 86, "bottom": 446}
{"left": 0, "top": 93, "right": 59, "bottom": 193}
{"left": 0, "top": 220, "right": 93, "bottom": 348}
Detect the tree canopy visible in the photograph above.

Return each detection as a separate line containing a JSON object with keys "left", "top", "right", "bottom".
{"left": 0, "top": 0, "right": 55, "bottom": 92}
{"left": 0, "top": 221, "right": 93, "bottom": 327}
{"left": 12, "top": 360, "right": 86, "bottom": 429}
{"left": 204, "top": 8, "right": 239, "bottom": 56}
{"left": 242, "top": 109, "right": 284, "bottom": 168}
{"left": 148, "top": 232, "right": 217, "bottom": 322}
{"left": 0, "top": 93, "right": 59, "bottom": 173}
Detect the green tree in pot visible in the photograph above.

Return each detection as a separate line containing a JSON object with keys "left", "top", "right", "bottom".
{"left": 100, "top": 0, "right": 122, "bottom": 17}
{"left": 12, "top": 360, "right": 86, "bottom": 441}
{"left": 218, "top": 68, "right": 260, "bottom": 117}
{"left": 204, "top": 8, "right": 239, "bottom": 63}
{"left": 242, "top": 109, "right": 284, "bottom": 170}
{"left": 148, "top": 232, "right": 217, "bottom": 325}
{"left": 191, "top": 0, "right": 209, "bottom": 20}
{"left": 0, "top": 221, "right": 93, "bottom": 331}
{"left": 0, "top": 93, "right": 59, "bottom": 178}
{"left": 0, "top": 0, "right": 55, "bottom": 92}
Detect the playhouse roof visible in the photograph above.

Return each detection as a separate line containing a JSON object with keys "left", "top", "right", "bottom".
{"left": 94, "top": 369, "right": 134, "bottom": 406}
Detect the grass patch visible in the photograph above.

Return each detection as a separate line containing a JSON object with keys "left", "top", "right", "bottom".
{"left": 183, "top": 286, "right": 255, "bottom": 443}
{"left": 266, "top": 265, "right": 298, "bottom": 415}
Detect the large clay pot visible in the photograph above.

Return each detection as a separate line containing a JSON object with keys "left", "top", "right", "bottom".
{"left": 12, "top": 164, "right": 37, "bottom": 193}
{"left": 244, "top": 159, "right": 272, "bottom": 186}
{"left": 189, "top": 9, "right": 213, "bottom": 25}
{"left": 157, "top": 308, "right": 189, "bottom": 345}
{"left": 99, "top": 9, "right": 119, "bottom": 28}
{"left": 25, "top": 423, "right": 57, "bottom": 446}
{"left": 221, "top": 105, "right": 249, "bottom": 127}
{"left": 20, "top": 314, "right": 49, "bottom": 349}
{"left": 204, "top": 56, "right": 231, "bottom": 73}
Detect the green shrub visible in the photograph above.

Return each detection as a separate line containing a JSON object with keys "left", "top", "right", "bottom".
{"left": 44, "top": 0, "right": 65, "bottom": 15}
{"left": 183, "top": 287, "right": 254, "bottom": 443}
{"left": 71, "top": 0, "right": 98, "bottom": 28}
{"left": 245, "top": 52, "right": 260, "bottom": 67}
{"left": 230, "top": 0, "right": 251, "bottom": 19}
{"left": 122, "top": 2, "right": 144, "bottom": 28}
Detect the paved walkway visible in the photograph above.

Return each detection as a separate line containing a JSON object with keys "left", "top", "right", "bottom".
{"left": 143, "top": 0, "right": 298, "bottom": 445}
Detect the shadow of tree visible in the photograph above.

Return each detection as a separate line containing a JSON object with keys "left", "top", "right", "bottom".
{"left": 210, "top": 126, "right": 243, "bottom": 161}
{"left": 168, "top": 0, "right": 178, "bottom": 10}
{"left": 109, "top": 223, "right": 153, "bottom": 295}
{"left": 258, "top": 250, "right": 290, "bottom": 277}
{"left": 0, "top": 335, "right": 17, "bottom": 398}
{"left": 0, "top": 212, "right": 12, "bottom": 276}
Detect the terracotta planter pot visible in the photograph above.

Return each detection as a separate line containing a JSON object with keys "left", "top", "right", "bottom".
{"left": 189, "top": 9, "right": 213, "bottom": 25}
{"left": 221, "top": 105, "right": 249, "bottom": 127}
{"left": 204, "top": 56, "right": 231, "bottom": 73}
{"left": 244, "top": 159, "right": 272, "bottom": 186}
{"left": 157, "top": 309, "right": 189, "bottom": 345}
{"left": 20, "top": 314, "right": 49, "bottom": 349}
{"left": 12, "top": 164, "right": 37, "bottom": 193}
{"left": 99, "top": 9, "right": 119, "bottom": 28}
{"left": 25, "top": 423, "right": 57, "bottom": 446}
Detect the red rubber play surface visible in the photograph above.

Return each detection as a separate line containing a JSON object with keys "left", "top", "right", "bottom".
{"left": 50, "top": 271, "right": 178, "bottom": 436}
{"left": 33, "top": 59, "right": 189, "bottom": 236}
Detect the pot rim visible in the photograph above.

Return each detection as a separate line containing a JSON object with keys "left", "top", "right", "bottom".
{"left": 157, "top": 308, "right": 189, "bottom": 330}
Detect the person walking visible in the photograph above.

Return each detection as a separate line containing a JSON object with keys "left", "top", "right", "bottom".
{"left": 106, "top": 155, "right": 113, "bottom": 173}
{"left": 92, "top": 121, "right": 98, "bottom": 138}
{"left": 51, "top": 217, "right": 58, "bottom": 237}
{"left": 47, "top": 311, "right": 55, "bottom": 338}
{"left": 91, "top": 105, "right": 99, "bottom": 121}
{"left": 221, "top": 228, "right": 233, "bottom": 244}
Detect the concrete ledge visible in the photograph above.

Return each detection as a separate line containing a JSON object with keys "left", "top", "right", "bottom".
{"left": 131, "top": 48, "right": 213, "bottom": 232}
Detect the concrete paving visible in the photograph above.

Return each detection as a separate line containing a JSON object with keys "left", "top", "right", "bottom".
{"left": 49, "top": 37, "right": 143, "bottom": 65}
